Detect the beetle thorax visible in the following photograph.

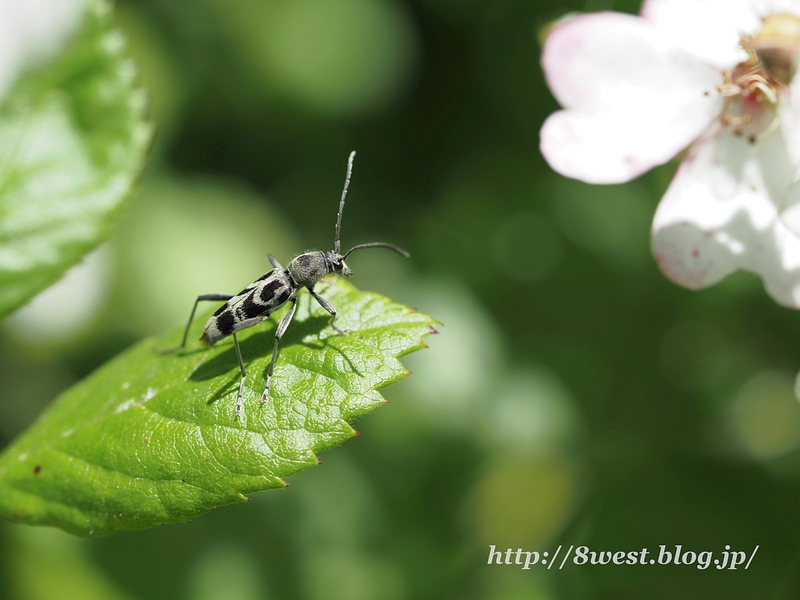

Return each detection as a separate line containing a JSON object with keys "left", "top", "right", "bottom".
{"left": 287, "top": 251, "right": 331, "bottom": 287}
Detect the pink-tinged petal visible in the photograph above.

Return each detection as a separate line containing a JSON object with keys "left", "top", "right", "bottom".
{"left": 541, "top": 108, "right": 707, "bottom": 184}
{"left": 641, "top": 0, "right": 759, "bottom": 68}
{"left": 652, "top": 126, "right": 800, "bottom": 307}
{"left": 541, "top": 13, "right": 722, "bottom": 183}
{"left": 543, "top": 12, "right": 720, "bottom": 111}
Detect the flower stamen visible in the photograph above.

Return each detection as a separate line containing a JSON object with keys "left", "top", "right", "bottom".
{"left": 716, "top": 13, "right": 800, "bottom": 143}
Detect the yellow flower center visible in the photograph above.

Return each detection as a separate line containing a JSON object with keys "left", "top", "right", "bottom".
{"left": 716, "top": 13, "right": 800, "bottom": 143}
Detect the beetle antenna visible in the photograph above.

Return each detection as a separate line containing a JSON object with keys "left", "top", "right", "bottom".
{"left": 343, "top": 242, "right": 410, "bottom": 259}
{"left": 335, "top": 151, "right": 356, "bottom": 255}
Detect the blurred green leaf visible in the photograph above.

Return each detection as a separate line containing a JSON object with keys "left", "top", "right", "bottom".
{"left": 0, "top": 278, "right": 436, "bottom": 537}
{"left": 0, "top": 0, "right": 151, "bottom": 319}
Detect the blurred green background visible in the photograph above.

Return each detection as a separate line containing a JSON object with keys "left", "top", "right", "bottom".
{"left": 3, "top": 0, "right": 800, "bottom": 598}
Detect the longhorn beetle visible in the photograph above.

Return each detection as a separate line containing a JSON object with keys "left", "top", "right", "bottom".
{"left": 162, "top": 151, "right": 409, "bottom": 416}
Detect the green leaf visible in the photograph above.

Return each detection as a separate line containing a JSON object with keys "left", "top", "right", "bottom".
{"left": 0, "top": 278, "right": 437, "bottom": 537}
{"left": 0, "top": 0, "right": 151, "bottom": 319}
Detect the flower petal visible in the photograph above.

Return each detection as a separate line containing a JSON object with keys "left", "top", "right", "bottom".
{"left": 781, "top": 180, "right": 800, "bottom": 235}
{"left": 642, "top": 0, "right": 800, "bottom": 68}
{"left": 750, "top": 0, "right": 800, "bottom": 19}
{"left": 652, "top": 126, "right": 800, "bottom": 307}
{"left": 778, "top": 93, "right": 800, "bottom": 233}
{"left": 541, "top": 12, "right": 722, "bottom": 183}
{"left": 779, "top": 87, "right": 800, "bottom": 178}
{"left": 641, "top": 0, "right": 759, "bottom": 68}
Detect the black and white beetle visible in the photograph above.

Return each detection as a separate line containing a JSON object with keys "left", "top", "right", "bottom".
{"left": 163, "top": 151, "right": 409, "bottom": 415}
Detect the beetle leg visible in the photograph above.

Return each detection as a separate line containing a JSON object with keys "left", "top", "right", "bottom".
{"left": 262, "top": 298, "right": 298, "bottom": 402}
{"left": 159, "top": 293, "right": 234, "bottom": 354}
{"left": 307, "top": 287, "right": 347, "bottom": 336}
{"left": 232, "top": 332, "right": 248, "bottom": 416}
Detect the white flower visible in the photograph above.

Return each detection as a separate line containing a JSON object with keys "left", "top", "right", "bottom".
{"left": 0, "top": 0, "right": 87, "bottom": 104}
{"left": 540, "top": 0, "right": 800, "bottom": 307}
